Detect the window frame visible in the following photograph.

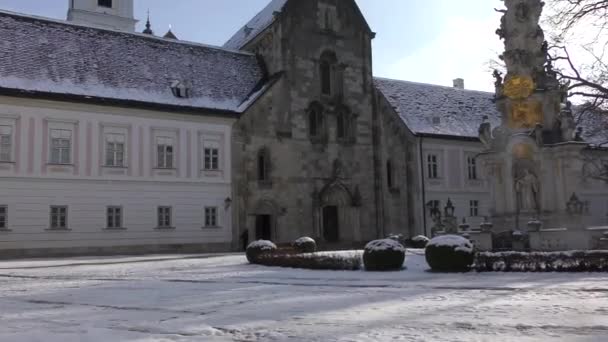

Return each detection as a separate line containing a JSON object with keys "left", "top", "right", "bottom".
{"left": 157, "top": 206, "right": 173, "bottom": 229}
{"left": 50, "top": 129, "right": 72, "bottom": 165}
{"left": 156, "top": 136, "right": 174, "bottom": 169}
{"left": 427, "top": 154, "right": 439, "bottom": 179}
{"left": 204, "top": 146, "right": 220, "bottom": 171}
{"left": 105, "top": 133, "right": 126, "bottom": 167}
{"left": 106, "top": 206, "right": 123, "bottom": 229}
{"left": 49, "top": 206, "right": 68, "bottom": 230}
{"left": 387, "top": 159, "right": 396, "bottom": 190}
{"left": 204, "top": 206, "right": 219, "bottom": 228}
{"left": 308, "top": 105, "right": 324, "bottom": 140}
{"left": 467, "top": 156, "right": 478, "bottom": 180}
{"left": 0, "top": 125, "right": 13, "bottom": 162}
{"left": 257, "top": 148, "right": 270, "bottom": 182}
{"left": 0, "top": 205, "right": 7, "bottom": 230}
{"left": 470, "top": 200, "right": 480, "bottom": 217}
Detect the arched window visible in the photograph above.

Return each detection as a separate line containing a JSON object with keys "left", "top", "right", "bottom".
{"left": 387, "top": 159, "right": 395, "bottom": 189}
{"left": 336, "top": 107, "right": 353, "bottom": 141}
{"left": 308, "top": 103, "right": 324, "bottom": 139}
{"left": 320, "top": 51, "right": 337, "bottom": 96}
{"left": 257, "top": 148, "right": 269, "bottom": 182}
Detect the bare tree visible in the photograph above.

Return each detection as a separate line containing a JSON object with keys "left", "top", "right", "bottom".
{"left": 546, "top": 0, "right": 608, "bottom": 112}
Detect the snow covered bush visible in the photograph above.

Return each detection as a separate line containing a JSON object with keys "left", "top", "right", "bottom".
{"left": 363, "top": 239, "right": 406, "bottom": 271}
{"left": 246, "top": 240, "right": 277, "bottom": 264}
{"left": 425, "top": 235, "right": 474, "bottom": 272}
{"left": 474, "top": 251, "right": 608, "bottom": 272}
{"left": 257, "top": 252, "right": 362, "bottom": 271}
{"left": 293, "top": 237, "right": 317, "bottom": 254}
{"left": 407, "top": 235, "right": 430, "bottom": 249}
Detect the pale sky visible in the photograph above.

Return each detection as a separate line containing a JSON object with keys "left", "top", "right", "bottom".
{"left": 0, "top": 0, "right": 504, "bottom": 92}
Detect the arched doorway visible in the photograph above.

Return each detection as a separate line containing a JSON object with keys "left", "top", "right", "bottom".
{"left": 319, "top": 183, "right": 357, "bottom": 243}
{"left": 251, "top": 199, "right": 280, "bottom": 242}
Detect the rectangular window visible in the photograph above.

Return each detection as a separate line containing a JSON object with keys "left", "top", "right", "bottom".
{"left": 50, "top": 206, "right": 68, "bottom": 230}
{"left": 105, "top": 134, "right": 125, "bottom": 167}
{"left": 204, "top": 207, "right": 218, "bottom": 227}
{"left": 50, "top": 129, "right": 72, "bottom": 164}
{"left": 427, "top": 154, "right": 438, "bottom": 179}
{"left": 470, "top": 200, "right": 479, "bottom": 217}
{"left": 467, "top": 156, "right": 478, "bottom": 180}
{"left": 157, "top": 206, "right": 172, "bottom": 228}
{"left": 98, "top": 0, "right": 112, "bottom": 8}
{"left": 156, "top": 137, "right": 174, "bottom": 169}
{"left": 0, "top": 125, "right": 12, "bottom": 162}
{"left": 0, "top": 205, "right": 7, "bottom": 230}
{"left": 204, "top": 147, "right": 219, "bottom": 171}
{"left": 106, "top": 206, "right": 122, "bottom": 229}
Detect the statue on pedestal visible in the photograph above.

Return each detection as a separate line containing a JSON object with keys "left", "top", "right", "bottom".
{"left": 515, "top": 169, "right": 540, "bottom": 212}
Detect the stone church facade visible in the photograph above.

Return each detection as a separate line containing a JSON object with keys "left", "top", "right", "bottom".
{"left": 230, "top": 0, "right": 412, "bottom": 248}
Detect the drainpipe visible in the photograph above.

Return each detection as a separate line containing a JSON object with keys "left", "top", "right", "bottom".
{"left": 419, "top": 136, "right": 428, "bottom": 237}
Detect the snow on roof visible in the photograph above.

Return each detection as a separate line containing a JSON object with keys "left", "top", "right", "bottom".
{"left": 223, "top": 0, "right": 288, "bottom": 50}
{"left": 0, "top": 11, "right": 265, "bottom": 113}
{"left": 575, "top": 109, "right": 608, "bottom": 147}
{"left": 375, "top": 77, "right": 501, "bottom": 139}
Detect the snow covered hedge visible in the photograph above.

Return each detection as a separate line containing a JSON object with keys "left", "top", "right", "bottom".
{"left": 246, "top": 240, "right": 277, "bottom": 264}
{"left": 408, "top": 235, "right": 430, "bottom": 248}
{"left": 425, "top": 235, "right": 474, "bottom": 272}
{"left": 257, "top": 252, "right": 362, "bottom": 271}
{"left": 474, "top": 250, "right": 608, "bottom": 272}
{"left": 363, "top": 239, "right": 406, "bottom": 271}
{"left": 293, "top": 237, "right": 317, "bottom": 254}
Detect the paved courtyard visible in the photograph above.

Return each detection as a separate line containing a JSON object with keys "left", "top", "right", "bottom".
{"left": 0, "top": 251, "right": 607, "bottom": 341}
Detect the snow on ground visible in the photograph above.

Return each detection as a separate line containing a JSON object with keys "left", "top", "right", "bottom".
{"left": 0, "top": 250, "right": 607, "bottom": 341}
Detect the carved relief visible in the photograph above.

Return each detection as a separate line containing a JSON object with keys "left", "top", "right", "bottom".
{"left": 509, "top": 99, "right": 543, "bottom": 129}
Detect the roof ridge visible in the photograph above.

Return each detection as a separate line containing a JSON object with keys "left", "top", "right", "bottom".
{"left": 0, "top": 9, "right": 256, "bottom": 57}
{"left": 374, "top": 76, "right": 494, "bottom": 95}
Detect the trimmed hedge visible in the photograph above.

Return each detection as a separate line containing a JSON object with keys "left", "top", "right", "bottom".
{"left": 407, "top": 235, "right": 430, "bottom": 249}
{"left": 293, "top": 237, "right": 317, "bottom": 254}
{"left": 246, "top": 240, "right": 277, "bottom": 264}
{"left": 425, "top": 235, "right": 474, "bottom": 272}
{"left": 474, "top": 250, "right": 608, "bottom": 272}
{"left": 257, "top": 252, "right": 362, "bottom": 270}
{"left": 363, "top": 239, "right": 406, "bottom": 271}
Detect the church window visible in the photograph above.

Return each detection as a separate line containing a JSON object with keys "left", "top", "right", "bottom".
{"left": 0, "top": 206, "right": 7, "bottom": 230}
{"left": 257, "top": 148, "right": 270, "bottom": 182}
{"left": 50, "top": 129, "right": 72, "bottom": 165}
{"left": 467, "top": 156, "right": 478, "bottom": 180}
{"left": 0, "top": 125, "right": 12, "bottom": 162}
{"left": 470, "top": 200, "right": 480, "bottom": 217}
{"left": 156, "top": 137, "right": 174, "bottom": 169}
{"left": 387, "top": 159, "right": 396, "bottom": 190}
{"left": 105, "top": 133, "right": 125, "bottom": 167}
{"left": 427, "top": 154, "right": 439, "bottom": 179}
{"left": 309, "top": 104, "right": 324, "bottom": 139}
{"left": 204, "top": 146, "right": 220, "bottom": 171}
{"left": 98, "top": 0, "right": 112, "bottom": 8}
{"left": 320, "top": 51, "right": 338, "bottom": 97}
{"left": 50, "top": 206, "right": 68, "bottom": 230}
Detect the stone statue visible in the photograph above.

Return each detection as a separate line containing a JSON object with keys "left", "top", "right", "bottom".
{"left": 478, "top": 116, "right": 493, "bottom": 149}
{"left": 332, "top": 159, "right": 344, "bottom": 180}
{"left": 515, "top": 169, "right": 540, "bottom": 212}
{"left": 515, "top": 2, "right": 529, "bottom": 22}
{"left": 493, "top": 69, "right": 503, "bottom": 93}
{"left": 559, "top": 101, "right": 576, "bottom": 141}
{"left": 530, "top": 123, "right": 543, "bottom": 147}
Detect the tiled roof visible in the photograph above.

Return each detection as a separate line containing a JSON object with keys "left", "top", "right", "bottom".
{"left": 375, "top": 77, "right": 501, "bottom": 138}
{"left": 223, "top": 0, "right": 288, "bottom": 50}
{"left": 0, "top": 10, "right": 265, "bottom": 113}
{"left": 375, "top": 77, "right": 608, "bottom": 146}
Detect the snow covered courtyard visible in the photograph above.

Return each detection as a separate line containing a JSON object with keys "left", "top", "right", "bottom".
{"left": 0, "top": 250, "right": 607, "bottom": 342}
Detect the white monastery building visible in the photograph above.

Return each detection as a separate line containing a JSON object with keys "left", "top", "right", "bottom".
{"left": 0, "top": 0, "right": 607, "bottom": 256}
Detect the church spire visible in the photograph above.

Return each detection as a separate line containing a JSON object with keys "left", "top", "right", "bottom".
{"left": 143, "top": 10, "right": 154, "bottom": 35}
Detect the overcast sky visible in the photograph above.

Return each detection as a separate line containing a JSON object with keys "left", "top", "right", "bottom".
{"left": 0, "top": 0, "right": 503, "bottom": 92}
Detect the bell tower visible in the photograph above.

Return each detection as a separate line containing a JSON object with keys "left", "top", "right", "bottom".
{"left": 67, "top": 0, "right": 137, "bottom": 32}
